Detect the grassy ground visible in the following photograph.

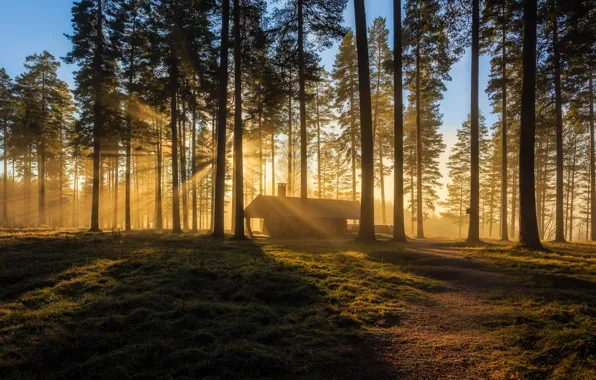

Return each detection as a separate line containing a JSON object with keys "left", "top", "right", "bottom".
{"left": 0, "top": 230, "right": 594, "bottom": 379}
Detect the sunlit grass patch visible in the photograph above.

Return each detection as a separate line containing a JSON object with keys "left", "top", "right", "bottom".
{"left": 0, "top": 232, "right": 594, "bottom": 379}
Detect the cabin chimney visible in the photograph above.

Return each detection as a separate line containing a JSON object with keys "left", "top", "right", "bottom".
{"left": 278, "top": 183, "right": 287, "bottom": 198}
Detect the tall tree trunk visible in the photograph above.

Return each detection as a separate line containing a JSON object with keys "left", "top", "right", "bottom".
{"left": 590, "top": 74, "right": 595, "bottom": 240}
{"left": 233, "top": 0, "right": 245, "bottom": 240}
{"left": 354, "top": 0, "right": 375, "bottom": 242}
{"left": 210, "top": 112, "right": 216, "bottom": 231}
{"left": 489, "top": 172, "right": 495, "bottom": 237}
{"left": 372, "top": 33, "right": 386, "bottom": 225}
{"left": 315, "top": 83, "right": 322, "bottom": 198}
{"left": 415, "top": 30, "right": 424, "bottom": 238}
{"left": 39, "top": 137, "right": 46, "bottom": 226}
{"left": 213, "top": 0, "right": 230, "bottom": 237}
{"left": 24, "top": 147, "right": 31, "bottom": 226}
{"left": 536, "top": 139, "right": 543, "bottom": 237}
{"left": 380, "top": 142, "right": 386, "bottom": 225}
{"left": 170, "top": 18, "right": 182, "bottom": 233}
{"left": 350, "top": 78, "right": 357, "bottom": 202}
{"left": 568, "top": 134, "right": 577, "bottom": 241}
{"left": 113, "top": 155, "right": 118, "bottom": 230}
{"left": 271, "top": 129, "right": 276, "bottom": 194}
{"left": 288, "top": 83, "right": 293, "bottom": 195}
{"left": 459, "top": 186, "right": 463, "bottom": 238}
{"left": 180, "top": 99, "right": 188, "bottom": 230}
{"left": 540, "top": 139, "right": 548, "bottom": 236}
{"left": 59, "top": 126, "right": 63, "bottom": 227}
{"left": 259, "top": 108, "right": 263, "bottom": 196}
{"left": 553, "top": 4, "right": 565, "bottom": 241}
{"left": 90, "top": 0, "right": 103, "bottom": 232}
{"left": 500, "top": 2, "right": 509, "bottom": 241}
{"left": 73, "top": 156, "right": 78, "bottom": 227}
{"left": 135, "top": 155, "right": 141, "bottom": 228}
{"left": 125, "top": 9, "right": 137, "bottom": 232}
{"left": 192, "top": 97, "right": 197, "bottom": 232}
{"left": 125, "top": 126, "right": 132, "bottom": 231}
{"left": 518, "top": 0, "right": 543, "bottom": 250}
{"left": 468, "top": 0, "right": 480, "bottom": 241}
{"left": 155, "top": 120, "right": 163, "bottom": 230}
{"left": 392, "top": 0, "right": 407, "bottom": 242}
{"left": 298, "top": 0, "right": 307, "bottom": 201}
{"left": 410, "top": 156, "right": 414, "bottom": 234}
{"left": 2, "top": 115, "right": 6, "bottom": 226}
{"left": 511, "top": 161, "right": 517, "bottom": 238}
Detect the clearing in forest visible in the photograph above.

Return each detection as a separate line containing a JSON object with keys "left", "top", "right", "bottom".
{"left": 0, "top": 230, "right": 594, "bottom": 379}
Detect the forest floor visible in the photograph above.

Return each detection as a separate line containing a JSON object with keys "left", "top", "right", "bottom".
{"left": 0, "top": 230, "right": 594, "bottom": 379}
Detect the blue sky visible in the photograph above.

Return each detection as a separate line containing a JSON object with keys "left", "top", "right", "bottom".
{"left": 0, "top": 0, "right": 497, "bottom": 207}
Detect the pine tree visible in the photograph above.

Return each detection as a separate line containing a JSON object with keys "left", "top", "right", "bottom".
{"left": 369, "top": 17, "right": 394, "bottom": 226}
{"left": 403, "top": 0, "right": 460, "bottom": 238}
{"left": 275, "top": 0, "right": 347, "bottom": 202}
{"left": 66, "top": 0, "right": 120, "bottom": 232}
{"left": 213, "top": 0, "right": 230, "bottom": 237}
{"left": 354, "top": 0, "right": 375, "bottom": 242}
{"left": 442, "top": 113, "right": 489, "bottom": 238}
{"left": 483, "top": 0, "right": 523, "bottom": 241}
{"left": 467, "top": 0, "right": 481, "bottom": 242}
{"left": 111, "top": 0, "right": 152, "bottom": 231}
{"left": 393, "top": 0, "right": 407, "bottom": 242}
{"left": 332, "top": 31, "right": 359, "bottom": 202}
{"left": 0, "top": 69, "right": 14, "bottom": 227}
{"left": 518, "top": 0, "right": 543, "bottom": 250}
{"left": 14, "top": 52, "right": 70, "bottom": 226}
{"left": 232, "top": 0, "right": 246, "bottom": 240}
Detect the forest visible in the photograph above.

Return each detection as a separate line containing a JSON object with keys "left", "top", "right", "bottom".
{"left": 0, "top": 0, "right": 595, "bottom": 379}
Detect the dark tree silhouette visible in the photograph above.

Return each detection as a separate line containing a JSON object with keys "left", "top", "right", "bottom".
{"left": 232, "top": 0, "right": 246, "bottom": 240}
{"left": 353, "top": 0, "right": 375, "bottom": 242}
{"left": 393, "top": 0, "right": 407, "bottom": 242}
{"left": 213, "top": 0, "right": 230, "bottom": 238}
{"left": 552, "top": 1, "right": 565, "bottom": 242}
{"left": 467, "top": 0, "right": 480, "bottom": 242}
{"left": 518, "top": 0, "right": 543, "bottom": 250}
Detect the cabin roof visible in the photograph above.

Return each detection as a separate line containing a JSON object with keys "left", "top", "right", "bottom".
{"left": 245, "top": 195, "right": 361, "bottom": 219}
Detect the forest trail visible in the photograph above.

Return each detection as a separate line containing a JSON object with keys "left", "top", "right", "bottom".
{"left": 349, "top": 238, "right": 595, "bottom": 380}
{"left": 1, "top": 232, "right": 594, "bottom": 379}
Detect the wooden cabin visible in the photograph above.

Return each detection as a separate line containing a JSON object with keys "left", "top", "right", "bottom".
{"left": 245, "top": 184, "right": 361, "bottom": 238}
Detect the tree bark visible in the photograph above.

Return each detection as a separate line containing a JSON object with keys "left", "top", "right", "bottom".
{"left": 192, "top": 95, "right": 198, "bottom": 232}
{"left": 180, "top": 98, "right": 188, "bottom": 230}
{"left": 232, "top": 0, "right": 246, "bottom": 240}
{"left": 518, "top": 0, "right": 543, "bottom": 250}
{"left": 113, "top": 155, "right": 119, "bottom": 230}
{"left": 315, "top": 82, "right": 322, "bottom": 198}
{"left": 415, "top": 26, "right": 424, "bottom": 238}
{"left": 298, "top": 0, "right": 307, "bottom": 201}
{"left": 467, "top": 0, "right": 480, "bottom": 241}
{"left": 350, "top": 74, "right": 357, "bottom": 202}
{"left": 590, "top": 74, "right": 595, "bottom": 240}
{"left": 2, "top": 113, "right": 6, "bottom": 226}
{"left": 213, "top": 0, "right": 230, "bottom": 237}
{"left": 392, "top": 0, "right": 407, "bottom": 242}
{"left": 170, "top": 6, "right": 182, "bottom": 233}
{"left": 371, "top": 30, "right": 385, "bottom": 225}
{"left": 553, "top": 3, "right": 565, "bottom": 242}
{"left": 500, "top": 1, "right": 509, "bottom": 241}
{"left": 90, "top": 0, "right": 103, "bottom": 232}
{"left": 73, "top": 156, "right": 78, "bottom": 227}
{"left": 288, "top": 79, "right": 293, "bottom": 195}
{"left": 354, "top": 0, "right": 375, "bottom": 242}
{"left": 155, "top": 119, "right": 163, "bottom": 230}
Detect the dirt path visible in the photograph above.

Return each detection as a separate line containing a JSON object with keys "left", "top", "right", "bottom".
{"left": 356, "top": 240, "right": 521, "bottom": 379}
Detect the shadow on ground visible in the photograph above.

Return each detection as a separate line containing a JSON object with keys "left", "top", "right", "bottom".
{"left": 0, "top": 232, "right": 594, "bottom": 379}
{"left": 0, "top": 231, "right": 397, "bottom": 379}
